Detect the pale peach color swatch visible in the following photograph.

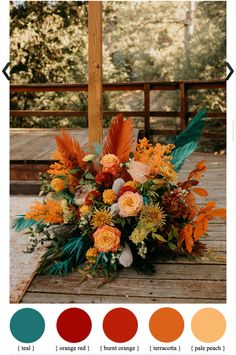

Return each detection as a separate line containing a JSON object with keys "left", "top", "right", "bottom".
{"left": 191, "top": 308, "right": 226, "bottom": 342}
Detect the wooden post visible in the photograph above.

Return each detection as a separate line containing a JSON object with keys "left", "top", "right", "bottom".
{"left": 144, "top": 84, "right": 150, "bottom": 139}
{"left": 179, "top": 81, "right": 188, "bottom": 130}
{"left": 88, "top": 1, "right": 103, "bottom": 146}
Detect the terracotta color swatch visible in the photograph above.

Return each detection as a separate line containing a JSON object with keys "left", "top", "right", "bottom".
{"left": 191, "top": 308, "right": 226, "bottom": 342}
{"left": 149, "top": 307, "right": 184, "bottom": 342}
{"left": 103, "top": 308, "right": 138, "bottom": 342}
{"left": 57, "top": 308, "right": 92, "bottom": 343}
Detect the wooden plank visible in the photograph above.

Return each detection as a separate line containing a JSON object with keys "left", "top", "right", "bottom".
{"left": 154, "top": 257, "right": 225, "bottom": 265}
{"left": 27, "top": 277, "right": 226, "bottom": 300}
{"left": 10, "top": 129, "right": 88, "bottom": 161}
{"left": 10, "top": 110, "right": 226, "bottom": 120}
{"left": 10, "top": 80, "right": 225, "bottom": 93}
{"left": 22, "top": 292, "right": 225, "bottom": 304}
{"left": 88, "top": 1, "right": 103, "bottom": 145}
{"left": 10, "top": 181, "right": 41, "bottom": 195}
{"left": 144, "top": 84, "right": 150, "bottom": 138}
{"left": 10, "top": 132, "right": 41, "bottom": 150}
{"left": 10, "top": 165, "right": 49, "bottom": 181}
{"left": 27, "top": 264, "right": 226, "bottom": 283}
{"left": 186, "top": 81, "right": 226, "bottom": 90}
{"left": 10, "top": 110, "right": 88, "bottom": 117}
{"left": 179, "top": 81, "right": 188, "bottom": 130}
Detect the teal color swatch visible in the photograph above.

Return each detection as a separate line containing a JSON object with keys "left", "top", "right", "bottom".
{"left": 10, "top": 308, "right": 45, "bottom": 343}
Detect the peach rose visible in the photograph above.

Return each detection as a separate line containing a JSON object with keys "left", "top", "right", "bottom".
{"left": 93, "top": 225, "right": 121, "bottom": 252}
{"left": 118, "top": 191, "right": 143, "bottom": 217}
{"left": 127, "top": 160, "right": 150, "bottom": 183}
{"left": 100, "top": 154, "right": 120, "bottom": 175}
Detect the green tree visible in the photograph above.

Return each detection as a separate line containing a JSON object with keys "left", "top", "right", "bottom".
{"left": 10, "top": 0, "right": 226, "bottom": 138}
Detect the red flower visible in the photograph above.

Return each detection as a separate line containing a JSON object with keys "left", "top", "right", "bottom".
{"left": 85, "top": 190, "right": 101, "bottom": 205}
{"left": 95, "top": 173, "right": 114, "bottom": 188}
{"left": 118, "top": 186, "right": 138, "bottom": 198}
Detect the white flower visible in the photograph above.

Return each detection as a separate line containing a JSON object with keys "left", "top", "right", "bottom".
{"left": 112, "top": 178, "right": 125, "bottom": 195}
{"left": 74, "top": 185, "right": 93, "bottom": 205}
{"left": 110, "top": 203, "right": 119, "bottom": 215}
{"left": 118, "top": 243, "right": 133, "bottom": 267}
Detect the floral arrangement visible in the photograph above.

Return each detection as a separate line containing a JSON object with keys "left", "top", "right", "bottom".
{"left": 13, "top": 111, "right": 226, "bottom": 277}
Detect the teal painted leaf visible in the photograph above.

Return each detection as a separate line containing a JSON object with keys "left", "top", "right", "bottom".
{"left": 171, "top": 108, "right": 208, "bottom": 149}
{"left": 171, "top": 141, "right": 197, "bottom": 172}
{"left": 12, "top": 215, "right": 38, "bottom": 232}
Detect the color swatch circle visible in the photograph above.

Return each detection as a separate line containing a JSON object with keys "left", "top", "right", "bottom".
{"left": 57, "top": 308, "right": 92, "bottom": 343}
{"left": 191, "top": 308, "right": 226, "bottom": 342}
{"left": 10, "top": 308, "right": 45, "bottom": 343}
{"left": 103, "top": 308, "right": 138, "bottom": 343}
{"left": 149, "top": 308, "right": 184, "bottom": 342}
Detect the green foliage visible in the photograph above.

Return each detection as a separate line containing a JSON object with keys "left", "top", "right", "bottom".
{"left": 172, "top": 142, "right": 197, "bottom": 172}
{"left": 63, "top": 236, "right": 88, "bottom": 264}
{"left": 171, "top": 109, "right": 207, "bottom": 148}
{"left": 170, "top": 109, "right": 208, "bottom": 170}
{"left": 38, "top": 233, "right": 92, "bottom": 275}
{"left": 10, "top": 1, "right": 226, "bottom": 130}
{"left": 12, "top": 214, "right": 40, "bottom": 232}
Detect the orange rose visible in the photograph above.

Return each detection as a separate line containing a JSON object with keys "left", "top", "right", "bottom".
{"left": 100, "top": 154, "right": 120, "bottom": 175}
{"left": 93, "top": 225, "right": 121, "bottom": 252}
{"left": 118, "top": 191, "right": 143, "bottom": 217}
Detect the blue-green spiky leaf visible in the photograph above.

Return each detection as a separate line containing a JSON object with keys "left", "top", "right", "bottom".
{"left": 12, "top": 215, "right": 38, "bottom": 232}
{"left": 63, "top": 236, "right": 87, "bottom": 264}
{"left": 171, "top": 108, "right": 208, "bottom": 149}
{"left": 171, "top": 141, "right": 197, "bottom": 172}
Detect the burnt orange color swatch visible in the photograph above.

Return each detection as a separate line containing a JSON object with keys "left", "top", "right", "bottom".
{"left": 149, "top": 308, "right": 184, "bottom": 342}
{"left": 103, "top": 308, "right": 138, "bottom": 342}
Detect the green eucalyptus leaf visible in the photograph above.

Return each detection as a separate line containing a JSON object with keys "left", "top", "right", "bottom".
{"left": 152, "top": 233, "right": 167, "bottom": 242}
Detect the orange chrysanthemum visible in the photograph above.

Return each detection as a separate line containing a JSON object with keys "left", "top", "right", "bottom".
{"left": 103, "top": 189, "right": 117, "bottom": 205}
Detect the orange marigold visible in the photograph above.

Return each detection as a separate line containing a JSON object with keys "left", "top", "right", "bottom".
{"left": 103, "top": 189, "right": 117, "bottom": 205}
{"left": 80, "top": 205, "right": 91, "bottom": 216}
{"left": 25, "top": 200, "right": 64, "bottom": 224}
{"left": 51, "top": 178, "right": 66, "bottom": 192}
{"left": 86, "top": 247, "right": 99, "bottom": 263}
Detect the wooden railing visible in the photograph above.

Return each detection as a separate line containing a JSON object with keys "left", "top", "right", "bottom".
{"left": 10, "top": 79, "right": 226, "bottom": 139}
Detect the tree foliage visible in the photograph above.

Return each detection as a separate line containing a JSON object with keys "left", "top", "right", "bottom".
{"left": 10, "top": 0, "right": 226, "bottom": 137}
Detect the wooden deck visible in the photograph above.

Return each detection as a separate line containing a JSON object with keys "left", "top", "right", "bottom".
{"left": 15, "top": 152, "right": 225, "bottom": 304}
{"left": 10, "top": 129, "right": 91, "bottom": 189}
